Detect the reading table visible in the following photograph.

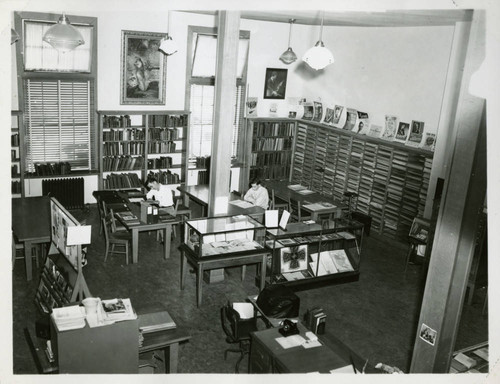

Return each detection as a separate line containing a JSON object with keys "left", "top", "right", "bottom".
{"left": 12, "top": 196, "right": 51, "bottom": 281}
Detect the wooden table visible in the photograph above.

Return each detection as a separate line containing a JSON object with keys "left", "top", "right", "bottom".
{"left": 12, "top": 196, "right": 51, "bottom": 281}
{"left": 179, "top": 243, "right": 269, "bottom": 307}
{"left": 178, "top": 185, "right": 265, "bottom": 220}
{"left": 140, "top": 327, "right": 191, "bottom": 373}
{"left": 264, "top": 180, "right": 345, "bottom": 221}
{"left": 250, "top": 322, "right": 353, "bottom": 373}
{"left": 115, "top": 204, "right": 180, "bottom": 263}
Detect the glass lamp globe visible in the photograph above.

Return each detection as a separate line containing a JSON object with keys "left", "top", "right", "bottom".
{"left": 302, "top": 41, "right": 334, "bottom": 70}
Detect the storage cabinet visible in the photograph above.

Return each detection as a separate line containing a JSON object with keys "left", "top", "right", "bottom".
{"left": 290, "top": 120, "right": 433, "bottom": 241}
{"left": 261, "top": 219, "right": 363, "bottom": 289}
{"left": 97, "top": 110, "right": 189, "bottom": 193}
{"left": 11, "top": 110, "right": 24, "bottom": 197}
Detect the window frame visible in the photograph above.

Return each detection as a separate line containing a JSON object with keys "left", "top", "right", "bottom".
{"left": 14, "top": 11, "right": 98, "bottom": 173}
{"left": 184, "top": 25, "right": 249, "bottom": 160}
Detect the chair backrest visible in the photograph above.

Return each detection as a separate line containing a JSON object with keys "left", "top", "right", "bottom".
{"left": 221, "top": 302, "right": 256, "bottom": 342}
{"left": 108, "top": 209, "right": 119, "bottom": 232}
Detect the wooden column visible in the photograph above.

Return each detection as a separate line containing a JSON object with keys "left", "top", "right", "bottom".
{"left": 410, "top": 10, "right": 487, "bottom": 373}
{"left": 207, "top": 11, "right": 240, "bottom": 217}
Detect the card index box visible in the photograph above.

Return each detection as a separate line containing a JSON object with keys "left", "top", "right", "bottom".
{"left": 50, "top": 317, "right": 139, "bottom": 373}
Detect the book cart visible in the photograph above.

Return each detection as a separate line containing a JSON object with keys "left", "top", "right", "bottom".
{"left": 260, "top": 218, "right": 363, "bottom": 290}
{"left": 34, "top": 197, "right": 91, "bottom": 315}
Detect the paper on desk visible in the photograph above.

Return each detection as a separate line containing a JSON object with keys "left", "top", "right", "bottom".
{"left": 275, "top": 335, "right": 306, "bottom": 349}
{"left": 229, "top": 199, "right": 254, "bottom": 209}
{"left": 232, "top": 302, "right": 254, "bottom": 319}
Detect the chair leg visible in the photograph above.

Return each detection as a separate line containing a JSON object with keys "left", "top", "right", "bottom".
{"left": 241, "top": 265, "right": 246, "bottom": 281}
{"left": 125, "top": 242, "right": 129, "bottom": 265}
{"left": 104, "top": 242, "right": 109, "bottom": 262}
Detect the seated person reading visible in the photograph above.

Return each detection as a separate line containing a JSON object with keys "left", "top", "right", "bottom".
{"left": 243, "top": 178, "right": 269, "bottom": 209}
{"left": 145, "top": 175, "right": 175, "bottom": 216}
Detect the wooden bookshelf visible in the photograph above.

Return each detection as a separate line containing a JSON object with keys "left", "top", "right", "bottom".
{"left": 241, "top": 118, "right": 296, "bottom": 190}
{"left": 11, "top": 111, "right": 24, "bottom": 197}
{"left": 98, "top": 111, "right": 189, "bottom": 191}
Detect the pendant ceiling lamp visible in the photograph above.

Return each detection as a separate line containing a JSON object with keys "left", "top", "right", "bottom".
{"left": 302, "top": 11, "right": 334, "bottom": 70}
{"left": 279, "top": 19, "right": 297, "bottom": 64}
{"left": 43, "top": 13, "right": 85, "bottom": 54}
{"left": 11, "top": 28, "right": 20, "bottom": 45}
{"left": 159, "top": 11, "right": 178, "bottom": 56}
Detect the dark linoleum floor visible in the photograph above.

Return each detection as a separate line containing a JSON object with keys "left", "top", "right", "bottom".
{"left": 11, "top": 204, "right": 488, "bottom": 375}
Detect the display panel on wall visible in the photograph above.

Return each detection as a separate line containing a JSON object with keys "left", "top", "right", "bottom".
{"left": 120, "top": 30, "right": 167, "bottom": 105}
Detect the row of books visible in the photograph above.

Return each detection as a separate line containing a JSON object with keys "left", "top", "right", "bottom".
{"left": 197, "top": 170, "right": 209, "bottom": 185}
{"left": 252, "top": 121, "right": 295, "bottom": 137}
{"left": 250, "top": 151, "right": 292, "bottom": 167}
{"left": 250, "top": 165, "right": 290, "bottom": 181}
{"left": 102, "top": 115, "right": 133, "bottom": 128}
{"left": 188, "top": 156, "right": 211, "bottom": 169}
{"left": 148, "top": 127, "right": 182, "bottom": 141}
{"left": 27, "top": 162, "right": 72, "bottom": 177}
{"left": 147, "top": 170, "right": 181, "bottom": 185}
{"left": 103, "top": 141, "right": 145, "bottom": 156}
{"left": 147, "top": 114, "right": 187, "bottom": 128}
{"left": 103, "top": 155, "right": 144, "bottom": 171}
{"left": 103, "top": 172, "right": 142, "bottom": 190}
{"left": 251, "top": 137, "right": 293, "bottom": 152}
{"left": 12, "top": 164, "right": 20, "bottom": 177}
{"left": 148, "top": 141, "right": 177, "bottom": 154}
{"left": 12, "top": 180, "right": 22, "bottom": 193}
{"left": 147, "top": 156, "right": 173, "bottom": 169}
{"left": 11, "top": 133, "right": 20, "bottom": 146}
{"left": 103, "top": 128, "right": 145, "bottom": 141}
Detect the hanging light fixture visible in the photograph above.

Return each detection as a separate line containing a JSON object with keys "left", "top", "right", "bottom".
{"left": 11, "top": 28, "right": 20, "bottom": 45}
{"left": 279, "top": 19, "right": 297, "bottom": 64}
{"left": 159, "top": 11, "right": 177, "bottom": 56}
{"left": 42, "top": 13, "right": 85, "bottom": 54}
{"left": 302, "top": 11, "right": 334, "bottom": 70}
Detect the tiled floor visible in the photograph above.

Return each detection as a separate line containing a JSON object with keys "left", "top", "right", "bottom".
{"left": 12, "top": 204, "right": 488, "bottom": 374}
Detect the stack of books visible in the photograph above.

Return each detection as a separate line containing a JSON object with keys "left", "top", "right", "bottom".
{"left": 52, "top": 305, "right": 86, "bottom": 331}
{"left": 100, "top": 298, "right": 137, "bottom": 324}
{"left": 115, "top": 211, "right": 140, "bottom": 225}
{"left": 138, "top": 310, "right": 176, "bottom": 334}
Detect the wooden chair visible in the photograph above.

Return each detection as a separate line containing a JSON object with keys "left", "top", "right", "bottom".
{"left": 12, "top": 233, "right": 40, "bottom": 271}
{"left": 102, "top": 201, "right": 127, "bottom": 232}
{"left": 270, "top": 189, "right": 289, "bottom": 212}
{"left": 288, "top": 198, "right": 311, "bottom": 222}
{"left": 102, "top": 210, "right": 131, "bottom": 265}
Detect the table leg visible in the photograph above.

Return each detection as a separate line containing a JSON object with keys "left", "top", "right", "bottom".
{"left": 168, "top": 343, "right": 179, "bottom": 373}
{"left": 163, "top": 225, "right": 172, "bottom": 260}
{"left": 260, "top": 255, "right": 266, "bottom": 291}
{"left": 24, "top": 240, "right": 33, "bottom": 281}
{"left": 196, "top": 264, "right": 203, "bottom": 307}
{"left": 180, "top": 251, "right": 186, "bottom": 290}
{"left": 310, "top": 212, "right": 318, "bottom": 222}
{"left": 132, "top": 228, "right": 139, "bottom": 264}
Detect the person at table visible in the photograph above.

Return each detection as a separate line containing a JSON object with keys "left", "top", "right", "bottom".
{"left": 145, "top": 175, "right": 175, "bottom": 215}
{"left": 244, "top": 178, "right": 269, "bottom": 209}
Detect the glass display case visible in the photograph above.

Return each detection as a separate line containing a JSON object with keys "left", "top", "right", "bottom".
{"left": 263, "top": 218, "right": 363, "bottom": 287}
{"left": 184, "top": 215, "right": 266, "bottom": 258}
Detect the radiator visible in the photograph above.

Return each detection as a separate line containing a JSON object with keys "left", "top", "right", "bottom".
{"left": 42, "top": 177, "right": 85, "bottom": 210}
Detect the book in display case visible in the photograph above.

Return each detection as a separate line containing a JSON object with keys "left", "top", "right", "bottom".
{"left": 98, "top": 110, "right": 189, "bottom": 194}
{"left": 183, "top": 215, "right": 267, "bottom": 258}
{"left": 261, "top": 218, "right": 363, "bottom": 289}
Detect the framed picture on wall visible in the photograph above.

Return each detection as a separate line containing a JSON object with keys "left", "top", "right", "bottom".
{"left": 120, "top": 30, "right": 167, "bottom": 105}
{"left": 263, "top": 68, "right": 287, "bottom": 99}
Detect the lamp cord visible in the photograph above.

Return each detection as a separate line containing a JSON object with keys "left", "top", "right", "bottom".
{"left": 319, "top": 11, "right": 325, "bottom": 42}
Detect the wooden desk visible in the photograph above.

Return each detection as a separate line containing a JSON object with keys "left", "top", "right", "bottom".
{"left": 250, "top": 322, "right": 352, "bottom": 373}
{"left": 178, "top": 185, "right": 265, "bottom": 220}
{"left": 179, "top": 243, "right": 269, "bottom": 307}
{"left": 115, "top": 204, "right": 180, "bottom": 263}
{"left": 140, "top": 327, "right": 191, "bottom": 373}
{"left": 12, "top": 196, "right": 51, "bottom": 281}
{"left": 264, "top": 180, "right": 345, "bottom": 220}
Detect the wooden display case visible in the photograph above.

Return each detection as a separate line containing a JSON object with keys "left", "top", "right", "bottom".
{"left": 261, "top": 218, "right": 363, "bottom": 290}
{"left": 184, "top": 215, "right": 266, "bottom": 258}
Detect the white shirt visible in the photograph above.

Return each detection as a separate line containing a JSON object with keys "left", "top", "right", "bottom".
{"left": 244, "top": 185, "right": 269, "bottom": 209}
{"left": 146, "top": 184, "right": 173, "bottom": 207}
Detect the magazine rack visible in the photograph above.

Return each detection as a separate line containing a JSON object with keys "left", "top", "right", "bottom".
{"left": 261, "top": 218, "right": 363, "bottom": 290}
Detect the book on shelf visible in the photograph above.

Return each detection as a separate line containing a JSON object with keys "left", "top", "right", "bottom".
{"left": 138, "top": 310, "right": 176, "bottom": 333}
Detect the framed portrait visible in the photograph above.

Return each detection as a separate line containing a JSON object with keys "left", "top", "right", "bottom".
{"left": 121, "top": 30, "right": 167, "bottom": 105}
{"left": 263, "top": 68, "right": 287, "bottom": 99}
{"left": 280, "top": 245, "right": 308, "bottom": 273}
